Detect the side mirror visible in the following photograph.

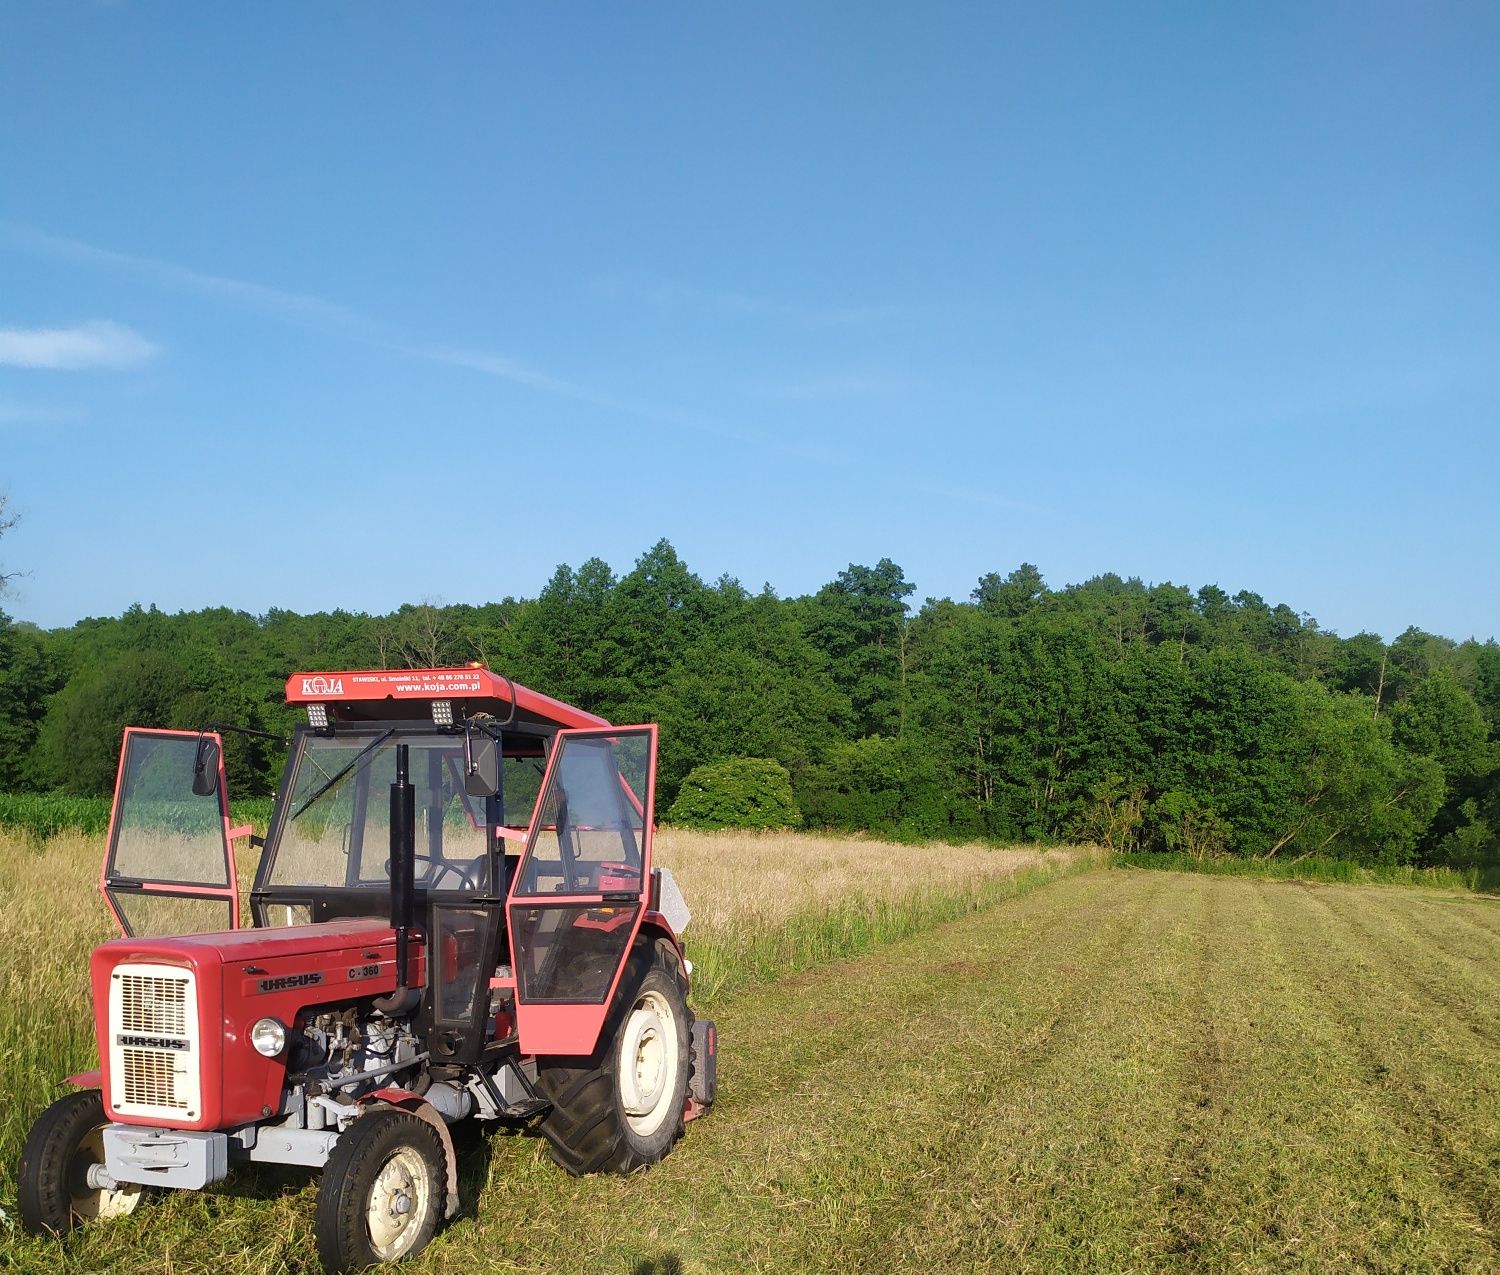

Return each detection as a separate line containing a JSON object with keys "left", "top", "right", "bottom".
{"left": 191, "top": 738, "right": 221, "bottom": 798}
{"left": 463, "top": 725, "right": 502, "bottom": 798}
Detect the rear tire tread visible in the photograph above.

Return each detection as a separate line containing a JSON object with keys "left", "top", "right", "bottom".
{"left": 536, "top": 943, "right": 693, "bottom": 1177}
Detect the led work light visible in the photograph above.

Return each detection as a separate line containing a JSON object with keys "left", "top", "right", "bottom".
{"left": 431, "top": 700, "right": 455, "bottom": 727}
{"left": 306, "top": 703, "right": 328, "bottom": 729}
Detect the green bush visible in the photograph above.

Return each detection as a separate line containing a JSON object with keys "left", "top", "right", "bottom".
{"left": 666, "top": 757, "right": 801, "bottom": 831}
{"left": 798, "top": 735, "right": 950, "bottom": 841}
{"left": 1146, "top": 789, "right": 1232, "bottom": 859}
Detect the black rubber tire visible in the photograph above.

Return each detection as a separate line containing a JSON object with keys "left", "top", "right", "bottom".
{"left": 314, "top": 1109, "right": 446, "bottom": 1274}
{"left": 536, "top": 942, "right": 692, "bottom": 1176}
{"left": 18, "top": 1089, "right": 144, "bottom": 1236}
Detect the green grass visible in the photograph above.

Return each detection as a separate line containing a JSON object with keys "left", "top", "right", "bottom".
{"left": 0, "top": 793, "right": 276, "bottom": 840}
{"left": 3, "top": 854, "right": 1499, "bottom": 1270}
{"left": 0, "top": 793, "right": 114, "bottom": 838}
{"left": 1115, "top": 848, "right": 1495, "bottom": 892}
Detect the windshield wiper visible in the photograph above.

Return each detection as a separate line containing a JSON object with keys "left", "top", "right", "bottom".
{"left": 291, "top": 729, "right": 395, "bottom": 821}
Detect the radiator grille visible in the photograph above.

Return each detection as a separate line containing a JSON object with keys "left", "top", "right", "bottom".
{"left": 108, "top": 963, "right": 200, "bottom": 1119}
{"left": 119, "top": 1048, "right": 187, "bottom": 1109}
{"left": 117, "top": 972, "right": 189, "bottom": 1036}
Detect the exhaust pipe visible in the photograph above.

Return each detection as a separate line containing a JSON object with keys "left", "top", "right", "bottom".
{"left": 374, "top": 743, "right": 420, "bottom": 1016}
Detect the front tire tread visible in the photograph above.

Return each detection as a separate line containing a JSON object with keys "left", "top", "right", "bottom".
{"left": 314, "top": 1108, "right": 445, "bottom": 1274}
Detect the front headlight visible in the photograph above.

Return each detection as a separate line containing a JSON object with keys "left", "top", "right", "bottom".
{"left": 250, "top": 1017, "right": 287, "bottom": 1057}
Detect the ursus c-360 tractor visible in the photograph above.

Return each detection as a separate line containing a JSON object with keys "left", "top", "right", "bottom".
{"left": 18, "top": 667, "right": 716, "bottom": 1271}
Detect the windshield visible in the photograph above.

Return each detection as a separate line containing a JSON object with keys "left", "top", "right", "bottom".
{"left": 265, "top": 731, "right": 491, "bottom": 891}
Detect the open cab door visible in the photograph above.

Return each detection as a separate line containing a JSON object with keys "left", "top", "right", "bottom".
{"left": 102, "top": 728, "right": 244, "bottom": 937}
{"left": 506, "top": 725, "right": 656, "bottom": 1056}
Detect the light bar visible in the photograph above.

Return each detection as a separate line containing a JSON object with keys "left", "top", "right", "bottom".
{"left": 431, "top": 700, "right": 455, "bottom": 727}
{"left": 306, "top": 704, "right": 328, "bottom": 729}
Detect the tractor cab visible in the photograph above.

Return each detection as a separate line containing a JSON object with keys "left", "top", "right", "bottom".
{"left": 100, "top": 666, "right": 684, "bottom": 1069}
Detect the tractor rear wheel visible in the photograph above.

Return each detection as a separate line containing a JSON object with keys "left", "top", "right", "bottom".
{"left": 315, "top": 1108, "right": 445, "bottom": 1273}
{"left": 537, "top": 942, "right": 692, "bottom": 1175}
{"left": 17, "top": 1089, "right": 145, "bottom": 1236}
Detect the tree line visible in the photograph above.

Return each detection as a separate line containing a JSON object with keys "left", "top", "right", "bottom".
{"left": 0, "top": 539, "right": 1495, "bottom": 870}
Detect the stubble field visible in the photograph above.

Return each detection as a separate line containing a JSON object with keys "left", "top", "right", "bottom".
{"left": 0, "top": 832, "right": 1497, "bottom": 1272}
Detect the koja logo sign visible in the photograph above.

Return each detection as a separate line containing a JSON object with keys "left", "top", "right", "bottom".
{"left": 301, "top": 676, "right": 345, "bottom": 696}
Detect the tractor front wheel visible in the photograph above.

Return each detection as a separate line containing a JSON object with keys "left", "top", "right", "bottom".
{"left": 17, "top": 1089, "right": 145, "bottom": 1236}
{"left": 537, "top": 942, "right": 692, "bottom": 1175}
{"left": 314, "top": 1108, "right": 445, "bottom": 1273}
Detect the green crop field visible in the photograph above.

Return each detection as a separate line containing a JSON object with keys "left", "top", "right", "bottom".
{"left": 1, "top": 845, "right": 1498, "bottom": 1272}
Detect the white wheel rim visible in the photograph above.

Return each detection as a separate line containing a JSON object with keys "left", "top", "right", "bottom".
{"left": 72, "top": 1127, "right": 144, "bottom": 1222}
{"left": 617, "top": 989, "right": 680, "bottom": 1137}
{"left": 364, "top": 1147, "right": 432, "bottom": 1261}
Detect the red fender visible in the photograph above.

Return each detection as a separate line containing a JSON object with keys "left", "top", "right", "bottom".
{"left": 360, "top": 1088, "right": 460, "bottom": 1220}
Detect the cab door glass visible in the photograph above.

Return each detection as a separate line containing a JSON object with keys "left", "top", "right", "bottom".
{"left": 515, "top": 734, "right": 648, "bottom": 896}
{"left": 508, "top": 728, "right": 656, "bottom": 1014}
{"left": 104, "top": 729, "right": 238, "bottom": 937}
{"left": 109, "top": 732, "right": 231, "bottom": 886}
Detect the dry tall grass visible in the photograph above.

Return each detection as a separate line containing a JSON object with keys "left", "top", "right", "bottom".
{"left": 0, "top": 831, "right": 118, "bottom": 1199}
{"left": 654, "top": 829, "right": 1090, "bottom": 998}
{"left": 657, "top": 828, "right": 1068, "bottom": 932}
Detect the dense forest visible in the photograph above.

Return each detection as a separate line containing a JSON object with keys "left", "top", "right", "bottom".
{"left": 0, "top": 538, "right": 1496, "bottom": 870}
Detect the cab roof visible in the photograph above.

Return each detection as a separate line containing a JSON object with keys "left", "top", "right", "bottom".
{"left": 284, "top": 666, "right": 610, "bottom": 730}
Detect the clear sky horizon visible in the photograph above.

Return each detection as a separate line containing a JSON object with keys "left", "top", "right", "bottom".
{"left": 2, "top": 3, "right": 1496, "bottom": 643}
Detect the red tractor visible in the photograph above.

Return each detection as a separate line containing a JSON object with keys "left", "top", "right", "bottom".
{"left": 17, "top": 667, "right": 716, "bottom": 1271}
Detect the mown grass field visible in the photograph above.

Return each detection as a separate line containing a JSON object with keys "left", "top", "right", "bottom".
{"left": 1, "top": 836, "right": 1497, "bottom": 1271}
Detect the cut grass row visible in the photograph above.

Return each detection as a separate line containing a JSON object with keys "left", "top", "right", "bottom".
{"left": 1116, "top": 848, "right": 1498, "bottom": 892}
{"left": 5, "top": 867, "right": 1498, "bottom": 1271}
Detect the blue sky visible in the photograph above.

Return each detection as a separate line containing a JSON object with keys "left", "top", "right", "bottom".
{"left": 1, "top": 2, "right": 1496, "bottom": 642}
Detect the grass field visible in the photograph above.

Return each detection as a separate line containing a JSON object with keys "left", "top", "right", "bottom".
{"left": 0, "top": 825, "right": 1081, "bottom": 1231}
{"left": 2, "top": 843, "right": 1497, "bottom": 1271}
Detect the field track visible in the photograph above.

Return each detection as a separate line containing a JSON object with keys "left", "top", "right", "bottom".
{"left": 5, "top": 868, "right": 1500, "bottom": 1272}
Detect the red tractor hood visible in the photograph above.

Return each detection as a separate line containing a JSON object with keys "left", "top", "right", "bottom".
{"left": 94, "top": 918, "right": 403, "bottom": 967}
{"left": 91, "top": 920, "right": 426, "bottom": 1132}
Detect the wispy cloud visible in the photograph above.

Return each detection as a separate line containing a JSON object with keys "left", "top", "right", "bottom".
{"left": 0, "top": 321, "right": 158, "bottom": 370}
{"left": 2, "top": 223, "right": 376, "bottom": 338}
{"left": 0, "top": 224, "right": 827, "bottom": 459}
{"left": 418, "top": 346, "right": 600, "bottom": 400}
{"left": 421, "top": 343, "right": 814, "bottom": 453}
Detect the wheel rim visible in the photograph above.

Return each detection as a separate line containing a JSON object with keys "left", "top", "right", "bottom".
{"left": 364, "top": 1147, "right": 432, "bottom": 1261}
{"left": 69, "top": 1126, "right": 144, "bottom": 1222}
{"left": 617, "top": 989, "right": 680, "bottom": 1137}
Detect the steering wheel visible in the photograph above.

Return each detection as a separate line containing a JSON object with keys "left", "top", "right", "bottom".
{"left": 420, "top": 852, "right": 484, "bottom": 890}
{"left": 389, "top": 853, "right": 484, "bottom": 890}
